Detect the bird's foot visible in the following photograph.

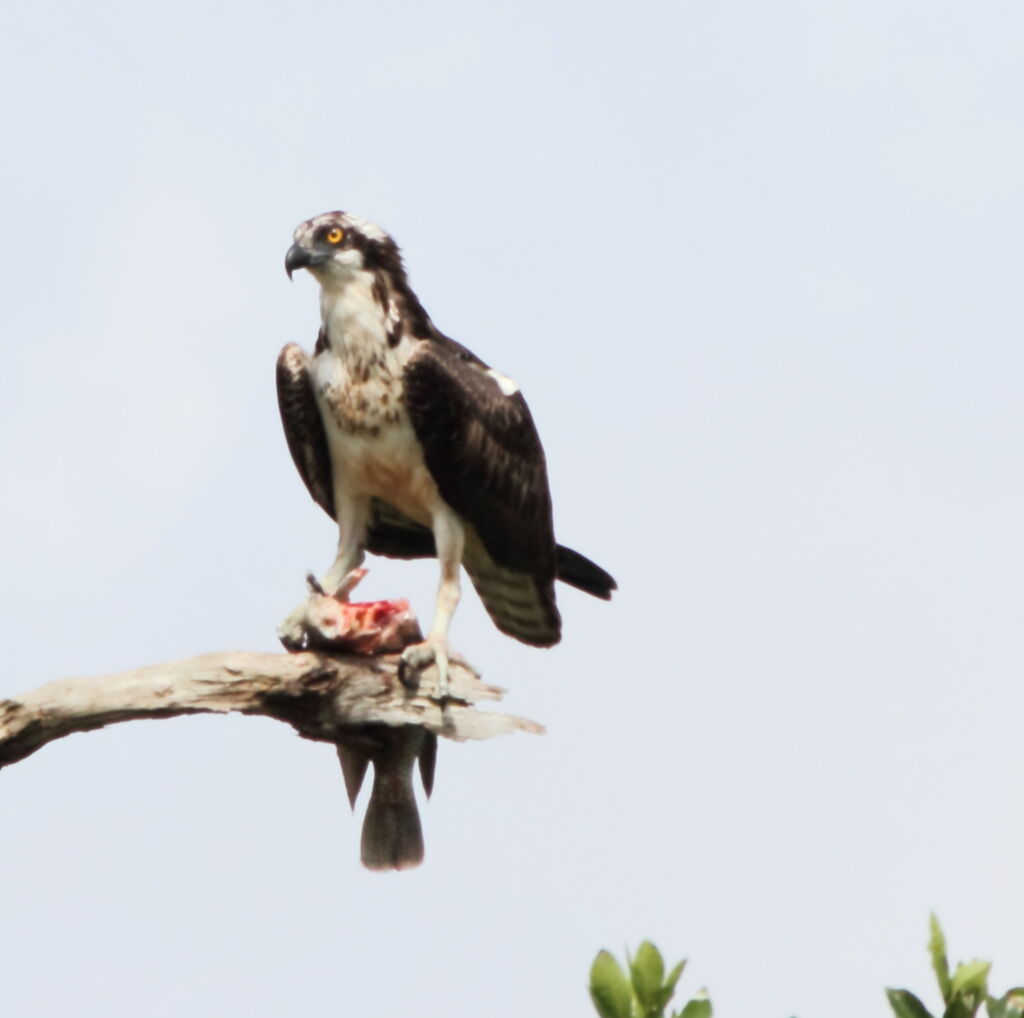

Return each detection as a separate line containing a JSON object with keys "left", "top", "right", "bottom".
{"left": 398, "top": 638, "right": 451, "bottom": 701}
{"left": 314, "top": 567, "right": 368, "bottom": 602}
{"left": 278, "top": 569, "right": 370, "bottom": 651}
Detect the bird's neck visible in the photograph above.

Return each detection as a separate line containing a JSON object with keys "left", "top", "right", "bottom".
{"left": 319, "top": 269, "right": 388, "bottom": 347}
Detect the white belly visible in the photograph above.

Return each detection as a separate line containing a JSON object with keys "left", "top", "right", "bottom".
{"left": 313, "top": 352, "right": 443, "bottom": 527}
{"left": 335, "top": 416, "right": 443, "bottom": 526}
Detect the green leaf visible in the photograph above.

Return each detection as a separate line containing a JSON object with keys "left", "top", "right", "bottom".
{"left": 590, "top": 950, "right": 635, "bottom": 1018}
{"left": 988, "top": 990, "right": 1024, "bottom": 1018}
{"left": 664, "top": 960, "right": 687, "bottom": 994}
{"left": 676, "top": 992, "right": 713, "bottom": 1018}
{"left": 657, "top": 960, "right": 688, "bottom": 1011}
{"left": 886, "top": 988, "right": 937, "bottom": 1018}
{"left": 944, "top": 998, "right": 982, "bottom": 1018}
{"left": 951, "top": 961, "right": 992, "bottom": 1001}
{"left": 930, "top": 915, "right": 952, "bottom": 1004}
{"left": 630, "top": 941, "right": 665, "bottom": 1014}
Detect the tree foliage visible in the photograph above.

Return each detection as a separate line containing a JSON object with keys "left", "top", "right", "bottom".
{"left": 590, "top": 918, "right": 1024, "bottom": 1018}
{"left": 589, "top": 941, "right": 710, "bottom": 1018}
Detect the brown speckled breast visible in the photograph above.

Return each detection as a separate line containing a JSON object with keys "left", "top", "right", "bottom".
{"left": 321, "top": 377, "right": 404, "bottom": 438}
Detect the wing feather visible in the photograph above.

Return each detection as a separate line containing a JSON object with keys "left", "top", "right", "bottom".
{"left": 403, "top": 340, "right": 557, "bottom": 576}
{"left": 276, "top": 343, "right": 335, "bottom": 516}
{"left": 403, "top": 340, "right": 561, "bottom": 644}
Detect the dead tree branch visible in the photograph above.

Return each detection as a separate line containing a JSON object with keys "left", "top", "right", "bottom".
{"left": 0, "top": 649, "right": 540, "bottom": 768}
{"left": 0, "top": 647, "right": 542, "bottom": 870}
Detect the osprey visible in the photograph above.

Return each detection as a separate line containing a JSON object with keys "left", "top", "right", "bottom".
{"left": 276, "top": 211, "right": 615, "bottom": 693}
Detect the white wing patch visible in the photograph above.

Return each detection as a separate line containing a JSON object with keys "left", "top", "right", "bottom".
{"left": 486, "top": 368, "right": 520, "bottom": 396}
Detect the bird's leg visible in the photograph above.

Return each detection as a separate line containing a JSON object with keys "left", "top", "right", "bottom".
{"left": 399, "top": 507, "right": 464, "bottom": 699}
{"left": 320, "top": 495, "right": 370, "bottom": 599}
{"left": 278, "top": 496, "right": 370, "bottom": 649}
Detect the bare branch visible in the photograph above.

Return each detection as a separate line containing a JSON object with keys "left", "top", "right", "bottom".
{"left": 0, "top": 647, "right": 542, "bottom": 870}
{"left": 0, "top": 649, "right": 541, "bottom": 769}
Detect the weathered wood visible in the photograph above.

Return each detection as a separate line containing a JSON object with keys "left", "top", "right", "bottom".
{"left": 0, "top": 649, "right": 542, "bottom": 769}
{"left": 0, "top": 586, "right": 543, "bottom": 869}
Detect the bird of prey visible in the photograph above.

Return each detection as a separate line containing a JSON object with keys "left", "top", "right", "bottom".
{"left": 276, "top": 211, "right": 616, "bottom": 693}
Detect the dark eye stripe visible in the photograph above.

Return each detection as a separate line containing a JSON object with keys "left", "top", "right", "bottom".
{"left": 317, "top": 224, "right": 343, "bottom": 244}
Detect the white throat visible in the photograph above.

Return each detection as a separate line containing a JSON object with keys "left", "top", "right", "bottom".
{"left": 318, "top": 268, "right": 386, "bottom": 345}
{"left": 314, "top": 271, "right": 397, "bottom": 383}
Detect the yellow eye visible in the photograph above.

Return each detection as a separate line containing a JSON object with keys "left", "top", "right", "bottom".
{"left": 326, "top": 227, "right": 344, "bottom": 244}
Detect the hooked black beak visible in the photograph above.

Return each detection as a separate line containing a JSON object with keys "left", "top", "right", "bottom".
{"left": 286, "top": 244, "right": 332, "bottom": 279}
{"left": 285, "top": 244, "right": 311, "bottom": 280}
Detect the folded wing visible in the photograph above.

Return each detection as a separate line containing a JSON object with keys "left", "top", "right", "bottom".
{"left": 402, "top": 339, "right": 562, "bottom": 647}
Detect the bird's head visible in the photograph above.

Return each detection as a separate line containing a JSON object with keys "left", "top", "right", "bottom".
{"left": 285, "top": 211, "right": 397, "bottom": 283}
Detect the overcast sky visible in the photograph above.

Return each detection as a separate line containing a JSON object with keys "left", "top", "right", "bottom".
{"left": 2, "top": 2, "right": 1023, "bottom": 1015}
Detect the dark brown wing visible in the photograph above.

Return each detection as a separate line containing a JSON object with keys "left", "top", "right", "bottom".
{"left": 276, "top": 343, "right": 334, "bottom": 516}
{"left": 367, "top": 500, "right": 436, "bottom": 560}
{"left": 403, "top": 339, "right": 562, "bottom": 646}
{"left": 276, "top": 343, "right": 437, "bottom": 559}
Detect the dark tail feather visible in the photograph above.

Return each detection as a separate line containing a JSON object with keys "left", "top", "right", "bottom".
{"left": 555, "top": 544, "right": 617, "bottom": 600}
{"left": 361, "top": 768, "right": 424, "bottom": 871}
{"left": 418, "top": 732, "right": 437, "bottom": 799}
{"left": 336, "top": 744, "right": 370, "bottom": 809}
{"left": 362, "top": 782, "right": 421, "bottom": 868}
{"left": 358, "top": 727, "right": 429, "bottom": 872}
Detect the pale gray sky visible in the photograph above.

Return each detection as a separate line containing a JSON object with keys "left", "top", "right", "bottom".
{"left": 2, "top": 2, "right": 1023, "bottom": 1015}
